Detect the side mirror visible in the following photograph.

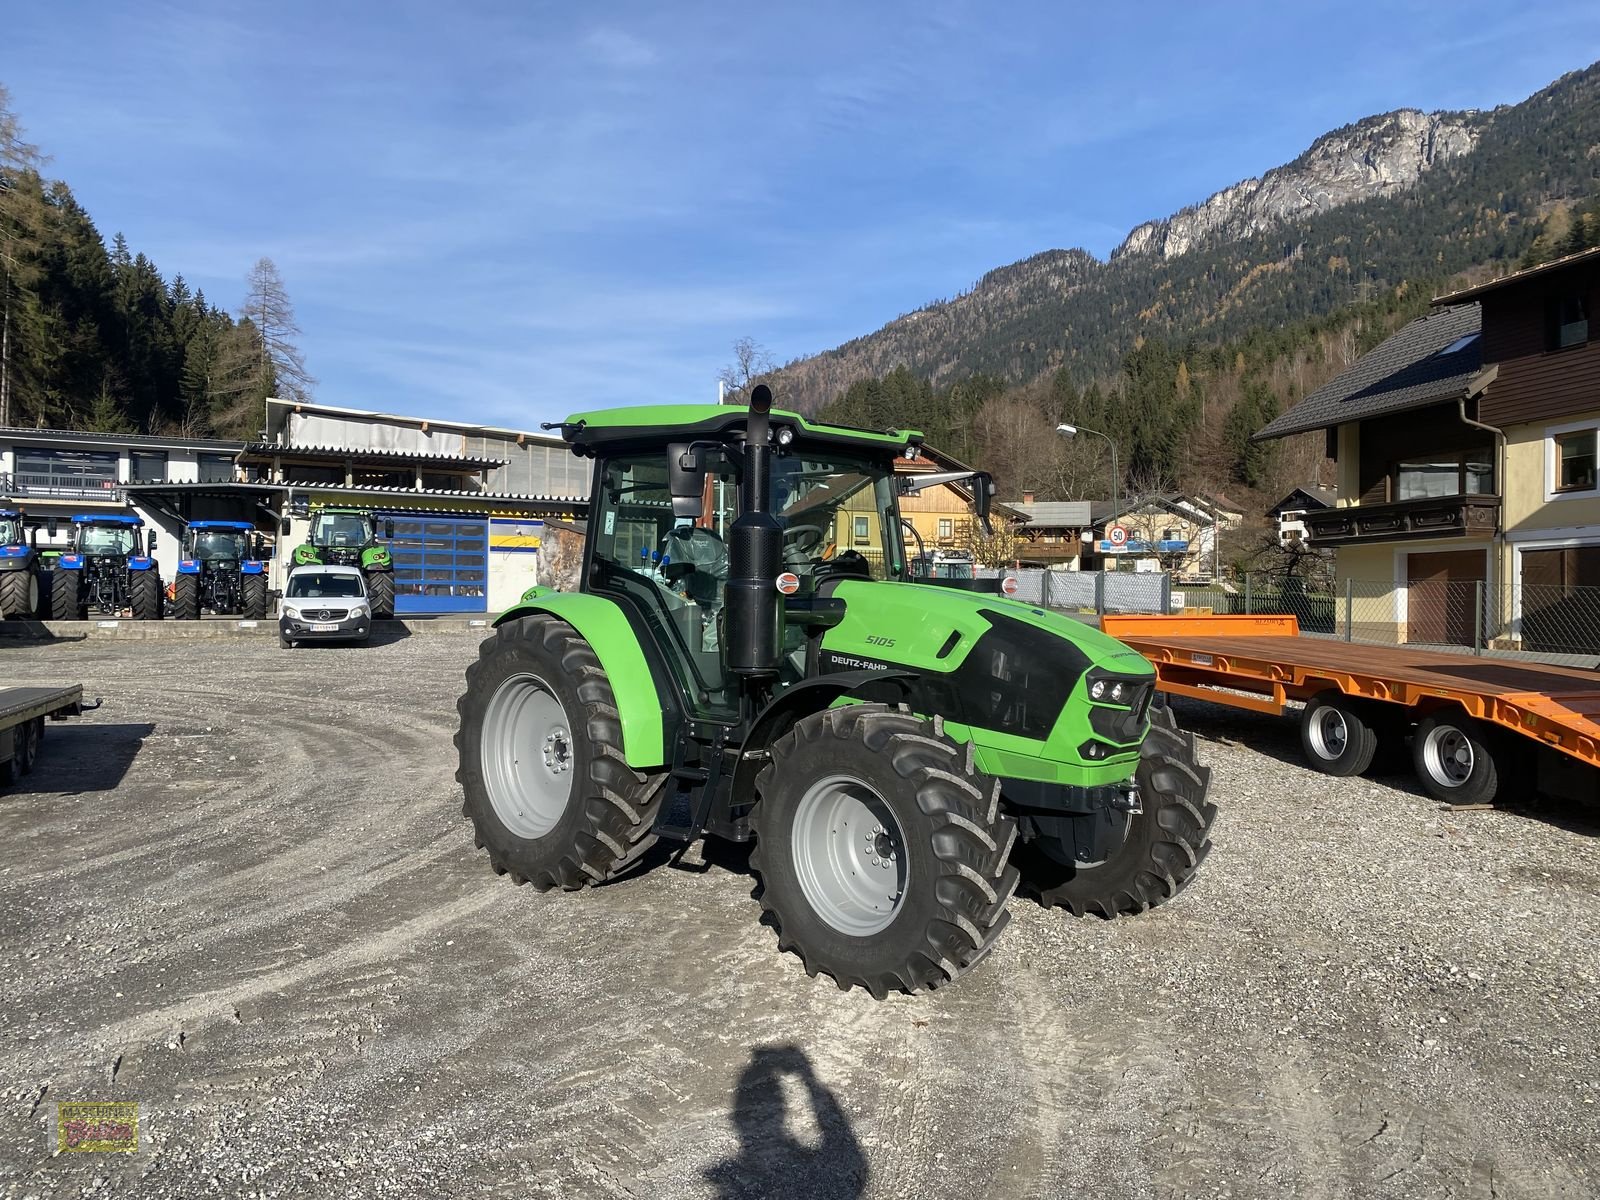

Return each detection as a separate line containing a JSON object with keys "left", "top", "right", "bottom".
{"left": 280, "top": 518, "right": 291, "bottom": 537}
{"left": 384, "top": 519, "right": 395, "bottom": 540}
{"left": 666, "top": 442, "right": 706, "bottom": 520}
{"left": 973, "top": 471, "right": 996, "bottom": 534}
{"left": 147, "top": 531, "right": 159, "bottom": 552}
{"left": 47, "top": 517, "right": 59, "bottom": 537}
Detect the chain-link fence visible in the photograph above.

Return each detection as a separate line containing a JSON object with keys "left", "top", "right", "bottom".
{"left": 1020, "top": 570, "right": 1600, "bottom": 666}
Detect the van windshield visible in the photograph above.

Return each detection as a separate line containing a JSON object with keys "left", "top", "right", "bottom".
{"left": 288, "top": 573, "right": 365, "bottom": 599}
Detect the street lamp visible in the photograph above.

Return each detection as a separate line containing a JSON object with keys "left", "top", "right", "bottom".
{"left": 1056, "top": 424, "right": 1119, "bottom": 545}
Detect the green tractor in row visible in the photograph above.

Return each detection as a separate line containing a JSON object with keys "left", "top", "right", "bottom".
{"left": 289, "top": 505, "right": 395, "bottom": 619}
{"left": 455, "top": 389, "right": 1217, "bottom": 997}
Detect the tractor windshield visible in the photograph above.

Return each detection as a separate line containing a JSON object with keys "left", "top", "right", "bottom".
{"left": 771, "top": 452, "right": 904, "bottom": 581}
{"left": 188, "top": 530, "right": 249, "bottom": 561}
{"left": 312, "top": 512, "right": 372, "bottom": 548}
{"left": 77, "top": 525, "right": 138, "bottom": 556}
{"left": 0, "top": 517, "right": 22, "bottom": 546}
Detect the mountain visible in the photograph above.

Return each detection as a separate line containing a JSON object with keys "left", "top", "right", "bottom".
{"left": 778, "top": 63, "right": 1600, "bottom": 413}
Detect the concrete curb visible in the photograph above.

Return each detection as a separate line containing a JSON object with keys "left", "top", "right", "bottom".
{"left": 0, "top": 616, "right": 498, "bottom": 640}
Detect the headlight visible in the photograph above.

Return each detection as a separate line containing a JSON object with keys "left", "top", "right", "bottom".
{"left": 1090, "top": 680, "right": 1107, "bottom": 700}
{"left": 283, "top": 605, "right": 301, "bottom": 620}
{"left": 351, "top": 603, "right": 370, "bottom": 617}
{"left": 1111, "top": 682, "right": 1126, "bottom": 702}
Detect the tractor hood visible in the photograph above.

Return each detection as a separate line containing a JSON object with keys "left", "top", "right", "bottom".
{"left": 816, "top": 579, "right": 1154, "bottom": 785}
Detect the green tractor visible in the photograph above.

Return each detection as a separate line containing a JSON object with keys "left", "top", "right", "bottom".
{"left": 455, "top": 389, "right": 1216, "bottom": 997}
{"left": 289, "top": 505, "right": 395, "bottom": 619}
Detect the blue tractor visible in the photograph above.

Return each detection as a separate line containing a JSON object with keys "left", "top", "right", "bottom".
{"left": 0, "top": 508, "right": 45, "bottom": 619}
{"left": 48, "top": 514, "right": 163, "bottom": 621}
{"left": 171, "top": 520, "right": 269, "bottom": 620}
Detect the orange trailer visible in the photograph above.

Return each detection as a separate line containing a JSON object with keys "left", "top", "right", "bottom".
{"left": 1101, "top": 614, "right": 1600, "bottom": 805}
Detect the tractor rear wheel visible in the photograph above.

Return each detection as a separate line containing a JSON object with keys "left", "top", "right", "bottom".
{"left": 172, "top": 573, "right": 201, "bottom": 620}
{"left": 0, "top": 569, "right": 38, "bottom": 619}
{"left": 367, "top": 570, "right": 395, "bottom": 619}
{"left": 750, "top": 705, "right": 1019, "bottom": 998}
{"left": 241, "top": 575, "right": 267, "bottom": 619}
{"left": 130, "top": 570, "right": 161, "bottom": 620}
{"left": 456, "top": 614, "right": 666, "bottom": 891}
{"left": 47, "top": 570, "right": 80, "bottom": 621}
{"left": 1028, "top": 702, "right": 1217, "bottom": 918}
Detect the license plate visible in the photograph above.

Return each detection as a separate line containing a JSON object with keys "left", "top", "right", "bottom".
{"left": 311, "top": 623, "right": 339, "bottom": 632}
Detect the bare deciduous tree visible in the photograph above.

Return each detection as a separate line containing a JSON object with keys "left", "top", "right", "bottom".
{"left": 718, "top": 337, "right": 776, "bottom": 404}
{"left": 240, "top": 257, "right": 314, "bottom": 404}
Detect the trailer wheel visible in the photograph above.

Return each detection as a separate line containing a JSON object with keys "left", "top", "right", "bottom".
{"left": 241, "top": 575, "right": 267, "bottom": 620}
{"left": 17, "top": 717, "right": 40, "bottom": 775}
{"left": 1413, "top": 712, "right": 1500, "bottom": 805}
{"left": 750, "top": 705, "right": 1020, "bottom": 998}
{"left": 0, "top": 569, "right": 38, "bottom": 620}
{"left": 367, "top": 570, "right": 395, "bottom": 620}
{"left": 1028, "top": 702, "right": 1217, "bottom": 918}
{"left": 456, "top": 614, "right": 666, "bottom": 891}
{"left": 1300, "top": 693, "right": 1379, "bottom": 776}
{"left": 46, "top": 570, "right": 80, "bottom": 621}
{"left": 171, "top": 573, "right": 201, "bottom": 620}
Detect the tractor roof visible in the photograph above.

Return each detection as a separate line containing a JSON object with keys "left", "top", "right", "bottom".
{"left": 558, "top": 405, "right": 923, "bottom": 455}
{"left": 188, "top": 520, "right": 254, "bottom": 531}
{"left": 72, "top": 513, "right": 143, "bottom": 526}
{"left": 0, "top": 509, "right": 20, "bottom": 519}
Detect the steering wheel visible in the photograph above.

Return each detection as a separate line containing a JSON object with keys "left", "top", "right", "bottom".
{"left": 782, "top": 525, "right": 828, "bottom": 555}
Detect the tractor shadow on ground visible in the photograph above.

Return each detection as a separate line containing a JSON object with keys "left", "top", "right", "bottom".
{"left": 366, "top": 622, "right": 413, "bottom": 646}
{"left": 5, "top": 722, "right": 153, "bottom": 795}
{"left": 0, "top": 621, "right": 88, "bottom": 644}
{"left": 702, "top": 1043, "right": 868, "bottom": 1200}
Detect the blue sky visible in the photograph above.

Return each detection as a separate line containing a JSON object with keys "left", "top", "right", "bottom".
{"left": 5, "top": 2, "right": 1598, "bottom": 429}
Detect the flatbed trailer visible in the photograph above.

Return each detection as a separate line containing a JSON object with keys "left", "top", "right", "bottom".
{"left": 1102, "top": 614, "right": 1600, "bottom": 805}
{"left": 1, "top": 683, "right": 89, "bottom": 786}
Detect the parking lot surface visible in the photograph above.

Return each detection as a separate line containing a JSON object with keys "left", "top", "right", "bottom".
{"left": 2, "top": 633, "right": 1598, "bottom": 1198}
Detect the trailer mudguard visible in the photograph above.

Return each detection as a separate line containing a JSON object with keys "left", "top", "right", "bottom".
{"left": 492, "top": 589, "right": 667, "bottom": 768}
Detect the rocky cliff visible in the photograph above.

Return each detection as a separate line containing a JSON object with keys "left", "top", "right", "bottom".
{"left": 1112, "top": 109, "right": 1480, "bottom": 261}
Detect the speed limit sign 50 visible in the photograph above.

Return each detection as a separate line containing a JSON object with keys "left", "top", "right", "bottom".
{"left": 1107, "top": 524, "right": 1130, "bottom": 547}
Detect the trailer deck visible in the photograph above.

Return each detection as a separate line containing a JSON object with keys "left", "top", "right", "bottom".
{"left": 1102, "top": 614, "right": 1600, "bottom": 772}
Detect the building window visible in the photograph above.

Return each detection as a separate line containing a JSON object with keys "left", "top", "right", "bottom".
{"left": 198, "top": 453, "right": 236, "bottom": 483}
{"left": 853, "top": 515, "right": 870, "bottom": 545}
{"left": 14, "top": 448, "right": 119, "bottom": 496}
{"left": 1548, "top": 296, "right": 1589, "bottom": 351}
{"left": 1393, "top": 452, "right": 1496, "bottom": 500}
{"left": 129, "top": 451, "right": 168, "bottom": 482}
{"left": 1555, "top": 430, "right": 1597, "bottom": 493}
{"left": 937, "top": 518, "right": 953, "bottom": 540}
{"left": 282, "top": 464, "right": 344, "bottom": 485}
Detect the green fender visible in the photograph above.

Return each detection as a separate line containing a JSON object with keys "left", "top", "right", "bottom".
{"left": 361, "top": 545, "right": 392, "bottom": 570}
{"left": 493, "top": 588, "right": 666, "bottom": 769}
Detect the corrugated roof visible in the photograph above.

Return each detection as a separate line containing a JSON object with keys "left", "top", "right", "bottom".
{"left": 1253, "top": 304, "right": 1483, "bottom": 441}
{"left": 1007, "top": 501, "right": 1092, "bottom": 526}
{"left": 122, "top": 480, "right": 586, "bottom": 506}
{"left": 1, "top": 427, "right": 245, "bottom": 451}
{"left": 239, "top": 442, "right": 507, "bottom": 467}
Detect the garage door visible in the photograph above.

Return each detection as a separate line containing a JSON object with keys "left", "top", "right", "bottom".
{"left": 384, "top": 514, "right": 488, "bottom": 614}
{"left": 1406, "top": 549, "right": 1485, "bottom": 647}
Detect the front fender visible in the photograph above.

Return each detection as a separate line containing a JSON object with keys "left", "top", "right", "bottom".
{"left": 177, "top": 559, "right": 202, "bottom": 575}
{"left": 241, "top": 561, "right": 264, "bottom": 575}
{"left": 492, "top": 592, "right": 666, "bottom": 768}
{"left": 0, "top": 548, "right": 35, "bottom": 570}
{"left": 361, "top": 546, "right": 392, "bottom": 570}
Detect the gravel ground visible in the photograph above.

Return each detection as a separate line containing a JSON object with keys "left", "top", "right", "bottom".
{"left": 1, "top": 633, "right": 1598, "bottom": 1199}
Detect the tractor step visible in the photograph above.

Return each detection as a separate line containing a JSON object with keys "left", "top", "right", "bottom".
{"left": 652, "top": 727, "right": 736, "bottom": 845}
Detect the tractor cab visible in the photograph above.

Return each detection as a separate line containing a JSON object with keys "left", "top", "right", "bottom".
{"left": 183, "top": 520, "right": 260, "bottom": 566}
{"left": 0, "top": 509, "right": 26, "bottom": 550}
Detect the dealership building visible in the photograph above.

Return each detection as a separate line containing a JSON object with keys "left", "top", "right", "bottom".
{"left": 0, "top": 399, "right": 591, "bottom": 615}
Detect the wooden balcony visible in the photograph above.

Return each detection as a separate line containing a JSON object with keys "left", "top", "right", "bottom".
{"left": 1303, "top": 494, "right": 1500, "bottom": 546}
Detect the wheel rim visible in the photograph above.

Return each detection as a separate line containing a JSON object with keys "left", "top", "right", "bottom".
{"left": 1308, "top": 706, "right": 1349, "bottom": 760}
{"left": 481, "top": 674, "right": 575, "bottom": 838}
{"left": 1422, "top": 724, "right": 1475, "bottom": 787}
{"left": 790, "top": 774, "right": 908, "bottom": 936}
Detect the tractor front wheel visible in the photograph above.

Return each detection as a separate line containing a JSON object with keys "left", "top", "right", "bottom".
{"left": 367, "top": 570, "right": 395, "bottom": 620}
{"left": 172, "top": 573, "right": 201, "bottom": 620}
{"left": 1029, "top": 702, "right": 1216, "bottom": 918}
{"left": 46, "top": 570, "right": 81, "bottom": 621}
{"left": 751, "top": 705, "right": 1019, "bottom": 999}
{"left": 456, "top": 615, "right": 666, "bottom": 891}
{"left": 241, "top": 575, "right": 267, "bottom": 620}
{"left": 130, "top": 570, "right": 162, "bottom": 621}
